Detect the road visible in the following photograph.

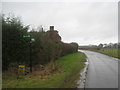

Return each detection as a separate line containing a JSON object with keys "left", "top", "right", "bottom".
{"left": 79, "top": 50, "right": 118, "bottom": 88}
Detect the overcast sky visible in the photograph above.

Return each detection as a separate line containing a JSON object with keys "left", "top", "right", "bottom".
{"left": 2, "top": 2, "right": 118, "bottom": 45}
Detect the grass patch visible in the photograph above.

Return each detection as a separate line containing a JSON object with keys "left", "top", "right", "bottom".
{"left": 2, "top": 52, "right": 86, "bottom": 88}
{"left": 90, "top": 48, "right": 120, "bottom": 59}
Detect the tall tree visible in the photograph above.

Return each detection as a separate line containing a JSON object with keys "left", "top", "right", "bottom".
{"left": 2, "top": 14, "right": 29, "bottom": 70}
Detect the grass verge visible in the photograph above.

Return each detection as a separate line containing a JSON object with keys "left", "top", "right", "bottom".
{"left": 2, "top": 52, "right": 86, "bottom": 88}
{"left": 90, "top": 48, "right": 120, "bottom": 59}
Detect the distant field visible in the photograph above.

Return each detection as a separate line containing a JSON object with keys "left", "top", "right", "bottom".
{"left": 91, "top": 48, "right": 119, "bottom": 59}
{"left": 3, "top": 52, "right": 86, "bottom": 88}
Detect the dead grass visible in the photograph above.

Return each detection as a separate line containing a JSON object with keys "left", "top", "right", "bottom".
{"left": 31, "top": 62, "right": 65, "bottom": 77}
{"left": 3, "top": 61, "right": 65, "bottom": 80}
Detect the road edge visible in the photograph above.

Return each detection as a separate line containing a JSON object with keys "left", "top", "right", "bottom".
{"left": 77, "top": 58, "right": 89, "bottom": 88}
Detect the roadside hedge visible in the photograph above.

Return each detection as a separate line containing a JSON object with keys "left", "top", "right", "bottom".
{"left": 2, "top": 14, "right": 78, "bottom": 71}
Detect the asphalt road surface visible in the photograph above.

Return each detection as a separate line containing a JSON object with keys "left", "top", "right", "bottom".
{"left": 79, "top": 50, "right": 118, "bottom": 88}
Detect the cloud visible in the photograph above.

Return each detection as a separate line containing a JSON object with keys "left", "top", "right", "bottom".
{"left": 2, "top": 2, "right": 118, "bottom": 45}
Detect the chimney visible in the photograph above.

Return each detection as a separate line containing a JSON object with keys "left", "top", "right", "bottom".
{"left": 50, "top": 26, "right": 54, "bottom": 31}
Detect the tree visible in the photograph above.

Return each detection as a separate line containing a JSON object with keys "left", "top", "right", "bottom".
{"left": 98, "top": 43, "right": 103, "bottom": 48}
{"left": 113, "top": 43, "right": 118, "bottom": 48}
{"left": 2, "top": 14, "right": 29, "bottom": 70}
{"left": 103, "top": 43, "right": 106, "bottom": 48}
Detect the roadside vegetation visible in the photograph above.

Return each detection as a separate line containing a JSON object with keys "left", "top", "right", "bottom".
{"left": 2, "top": 14, "right": 78, "bottom": 72}
{"left": 90, "top": 48, "right": 119, "bottom": 59}
{"left": 2, "top": 14, "right": 87, "bottom": 88}
{"left": 3, "top": 52, "right": 86, "bottom": 88}
{"left": 79, "top": 43, "right": 120, "bottom": 59}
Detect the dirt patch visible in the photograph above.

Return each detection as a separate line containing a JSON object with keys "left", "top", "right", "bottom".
{"left": 3, "top": 62, "right": 65, "bottom": 79}
{"left": 31, "top": 63, "right": 65, "bottom": 77}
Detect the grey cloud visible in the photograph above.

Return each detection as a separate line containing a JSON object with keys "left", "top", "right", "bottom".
{"left": 2, "top": 2, "right": 118, "bottom": 45}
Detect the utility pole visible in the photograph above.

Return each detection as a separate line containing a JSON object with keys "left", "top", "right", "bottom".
{"left": 23, "top": 34, "right": 35, "bottom": 73}
{"left": 29, "top": 35, "right": 32, "bottom": 72}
